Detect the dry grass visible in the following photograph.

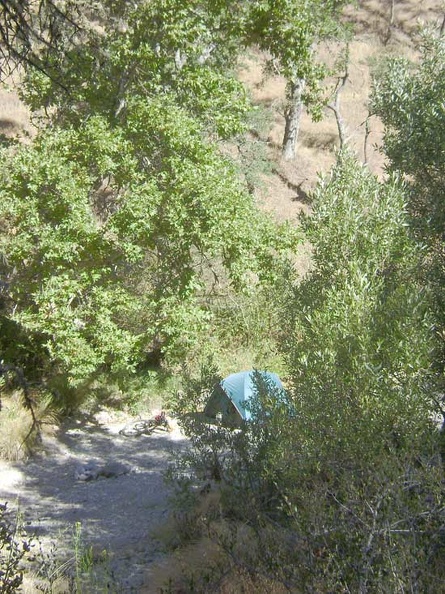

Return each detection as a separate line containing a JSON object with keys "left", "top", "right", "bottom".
{"left": 143, "top": 485, "right": 295, "bottom": 593}
{"left": 145, "top": 537, "right": 291, "bottom": 593}
{"left": 21, "top": 573, "right": 71, "bottom": 594}
{"left": 0, "top": 390, "right": 57, "bottom": 460}
{"left": 143, "top": 536, "right": 224, "bottom": 593}
{"left": 345, "top": 0, "right": 445, "bottom": 43}
{"left": 142, "top": 487, "right": 223, "bottom": 592}
{"left": 0, "top": 392, "right": 36, "bottom": 460}
{"left": 0, "top": 74, "right": 33, "bottom": 140}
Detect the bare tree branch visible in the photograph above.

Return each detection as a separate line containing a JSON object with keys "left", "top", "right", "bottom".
{"left": 326, "top": 44, "right": 350, "bottom": 152}
{"left": 0, "top": 0, "right": 82, "bottom": 82}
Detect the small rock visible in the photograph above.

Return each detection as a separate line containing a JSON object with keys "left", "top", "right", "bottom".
{"left": 74, "top": 462, "right": 99, "bottom": 481}
{"left": 74, "top": 461, "right": 131, "bottom": 481}
{"left": 99, "top": 462, "right": 131, "bottom": 478}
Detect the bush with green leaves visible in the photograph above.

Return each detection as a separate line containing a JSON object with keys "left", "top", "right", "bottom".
{"left": 269, "top": 154, "right": 444, "bottom": 590}
{"left": 371, "top": 31, "right": 445, "bottom": 376}
{"left": 371, "top": 31, "right": 445, "bottom": 242}
{"left": 0, "top": 503, "right": 33, "bottom": 593}
{"left": 286, "top": 152, "right": 435, "bottom": 466}
{"left": 171, "top": 154, "right": 444, "bottom": 592}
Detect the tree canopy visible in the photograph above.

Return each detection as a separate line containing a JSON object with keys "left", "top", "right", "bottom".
{"left": 245, "top": 0, "right": 350, "bottom": 159}
{"left": 371, "top": 31, "right": 445, "bottom": 377}
{"left": 0, "top": 0, "right": 296, "bottom": 386}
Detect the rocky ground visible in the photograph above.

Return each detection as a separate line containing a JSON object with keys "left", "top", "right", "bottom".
{"left": 0, "top": 410, "right": 188, "bottom": 592}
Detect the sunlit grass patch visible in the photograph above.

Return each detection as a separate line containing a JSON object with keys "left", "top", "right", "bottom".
{"left": 0, "top": 389, "right": 57, "bottom": 460}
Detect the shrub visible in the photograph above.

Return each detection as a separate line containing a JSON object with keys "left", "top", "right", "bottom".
{"left": 170, "top": 155, "right": 445, "bottom": 592}
{"left": 0, "top": 503, "right": 33, "bottom": 593}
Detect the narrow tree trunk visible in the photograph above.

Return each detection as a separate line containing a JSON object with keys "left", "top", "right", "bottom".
{"left": 327, "top": 44, "right": 350, "bottom": 152}
{"left": 384, "top": 0, "right": 395, "bottom": 45}
{"left": 282, "top": 78, "right": 305, "bottom": 161}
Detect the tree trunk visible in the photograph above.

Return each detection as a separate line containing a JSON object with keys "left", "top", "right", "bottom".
{"left": 384, "top": 0, "right": 396, "bottom": 45}
{"left": 282, "top": 78, "right": 305, "bottom": 160}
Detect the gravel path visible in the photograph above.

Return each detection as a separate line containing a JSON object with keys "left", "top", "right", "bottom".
{"left": 0, "top": 411, "right": 188, "bottom": 592}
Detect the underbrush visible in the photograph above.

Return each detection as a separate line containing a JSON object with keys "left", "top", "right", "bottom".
{"left": 162, "top": 355, "right": 445, "bottom": 593}
{"left": 163, "top": 421, "right": 445, "bottom": 593}
{"left": 146, "top": 490, "right": 290, "bottom": 594}
{"left": 0, "top": 389, "right": 56, "bottom": 461}
{"left": 209, "top": 282, "right": 291, "bottom": 375}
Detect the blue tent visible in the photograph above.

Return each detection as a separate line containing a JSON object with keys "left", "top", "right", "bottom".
{"left": 204, "top": 370, "right": 284, "bottom": 426}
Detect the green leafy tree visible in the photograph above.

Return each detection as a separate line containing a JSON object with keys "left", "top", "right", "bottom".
{"left": 371, "top": 32, "right": 445, "bottom": 376}
{"left": 371, "top": 32, "right": 445, "bottom": 242}
{"left": 21, "top": 0, "right": 248, "bottom": 134}
{"left": 286, "top": 153, "right": 435, "bottom": 464}
{"left": 278, "top": 156, "right": 440, "bottom": 590}
{"left": 246, "top": 0, "right": 350, "bottom": 159}
{"left": 0, "top": 113, "right": 291, "bottom": 385}
{"left": 0, "top": 1, "right": 296, "bottom": 386}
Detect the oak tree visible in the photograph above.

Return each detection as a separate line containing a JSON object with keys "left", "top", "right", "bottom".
{"left": 246, "top": 0, "right": 349, "bottom": 159}
{"left": 0, "top": 1, "right": 295, "bottom": 385}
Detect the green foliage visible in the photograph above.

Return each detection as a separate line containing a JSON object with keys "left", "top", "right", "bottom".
{"left": 210, "top": 275, "right": 292, "bottom": 376}
{"left": 20, "top": 0, "right": 250, "bottom": 138}
{"left": 0, "top": 1, "right": 300, "bottom": 387}
{"left": 280, "top": 155, "right": 441, "bottom": 588}
{"left": 0, "top": 111, "right": 291, "bottom": 384}
{"left": 371, "top": 31, "right": 445, "bottom": 376}
{"left": 0, "top": 504, "right": 33, "bottom": 593}
{"left": 245, "top": 0, "right": 352, "bottom": 137}
{"left": 171, "top": 154, "right": 443, "bottom": 591}
{"left": 229, "top": 104, "right": 276, "bottom": 194}
{"left": 247, "top": 0, "right": 347, "bottom": 81}
{"left": 287, "top": 153, "right": 434, "bottom": 465}
{"left": 371, "top": 31, "right": 445, "bottom": 240}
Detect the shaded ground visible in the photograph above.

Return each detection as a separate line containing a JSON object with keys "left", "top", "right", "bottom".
{"left": 0, "top": 411, "right": 187, "bottom": 592}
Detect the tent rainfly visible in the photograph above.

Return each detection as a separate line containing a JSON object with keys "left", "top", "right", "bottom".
{"left": 204, "top": 370, "right": 284, "bottom": 427}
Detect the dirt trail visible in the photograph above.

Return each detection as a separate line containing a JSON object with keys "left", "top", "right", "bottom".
{"left": 0, "top": 411, "right": 188, "bottom": 592}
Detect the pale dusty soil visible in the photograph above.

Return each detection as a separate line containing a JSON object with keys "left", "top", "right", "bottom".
{"left": 0, "top": 411, "right": 188, "bottom": 592}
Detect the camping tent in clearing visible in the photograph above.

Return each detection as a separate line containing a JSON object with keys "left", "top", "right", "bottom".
{"left": 204, "top": 370, "right": 285, "bottom": 427}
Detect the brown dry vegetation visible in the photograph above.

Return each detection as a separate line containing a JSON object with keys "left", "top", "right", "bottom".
{"left": 0, "top": 392, "right": 37, "bottom": 460}
{"left": 0, "top": 390, "right": 57, "bottom": 460}
{"left": 144, "top": 490, "right": 290, "bottom": 594}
